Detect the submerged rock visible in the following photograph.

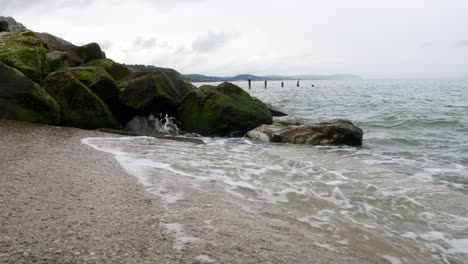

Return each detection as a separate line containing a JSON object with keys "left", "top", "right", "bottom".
{"left": 177, "top": 82, "right": 273, "bottom": 136}
{"left": 42, "top": 71, "right": 119, "bottom": 129}
{"left": 246, "top": 120, "right": 363, "bottom": 146}
{"left": 0, "top": 61, "right": 60, "bottom": 125}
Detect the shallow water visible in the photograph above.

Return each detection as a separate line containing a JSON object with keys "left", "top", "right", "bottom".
{"left": 82, "top": 79, "right": 468, "bottom": 263}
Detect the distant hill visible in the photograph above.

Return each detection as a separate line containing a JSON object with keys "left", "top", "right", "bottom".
{"left": 183, "top": 73, "right": 361, "bottom": 82}
{"left": 123, "top": 64, "right": 360, "bottom": 82}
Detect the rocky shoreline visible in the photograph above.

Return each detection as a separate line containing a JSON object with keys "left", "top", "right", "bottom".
{"left": 1, "top": 16, "right": 362, "bottom": 146}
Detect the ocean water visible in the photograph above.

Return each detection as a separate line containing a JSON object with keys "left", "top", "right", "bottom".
{"left": 82, "top": 79, "right": 468, "bottom": 263}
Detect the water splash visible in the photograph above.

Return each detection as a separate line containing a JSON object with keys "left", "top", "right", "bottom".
{"left": 125, "top": 114, "right": 180, "bottom": 137}
{"left": 149, "top": 114, "right": 179, "bottom": 136}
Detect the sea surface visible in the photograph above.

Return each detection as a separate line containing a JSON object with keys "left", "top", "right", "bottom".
{"left": 82, "top": 79, "right": 468, "bottom": 263}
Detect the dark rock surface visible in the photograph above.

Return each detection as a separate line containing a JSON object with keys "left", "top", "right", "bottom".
{"left": 36, "top": 32, "right": 84, "bottom": 66}
{"left": 0, "top": 61, "right": 60, "bottom": 125}
{"left": 0, "top": 20, "right": 8, "bottom": 32}
{"left": 73, "top": 42, "right": 105, "bottom": 62}
{"left": 121, "top": 71, "right": 193, "bottom": 117}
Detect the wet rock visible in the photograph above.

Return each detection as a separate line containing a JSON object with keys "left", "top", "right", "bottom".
{"left": 123, "top": 116, "right": 205, "bottom": 144}
{"left": 246, "top": 120, "right": 363, "bottom": 146}
{"left": 269, "top": 107, "right": 288, "bottom": 117}
{"left": 177, "top": 82, "right": 273, "bottom": 136}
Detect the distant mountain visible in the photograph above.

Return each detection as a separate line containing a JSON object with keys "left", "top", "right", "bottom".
{"left": 122, "top": 64, "right": 360, "bottom": 82}
{"left": 183, "top": 73, "right": 361, "bottom": 82}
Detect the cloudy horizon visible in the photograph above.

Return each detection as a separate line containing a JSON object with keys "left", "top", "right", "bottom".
{"left": 2, "top": 0, "right": 468, "bottom": 79}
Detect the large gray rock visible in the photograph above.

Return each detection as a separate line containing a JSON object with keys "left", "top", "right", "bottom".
{"left": 73, "top": 42, "right": 105, "bottom": 62}
{"left": 0, "top": 16, "right": 27, "bottom": 32}
{"left": 246, "top": 120, "right": 363, "bottom": 146}
{"left": 36, "top": 33, "right": 84, "bottom": 68}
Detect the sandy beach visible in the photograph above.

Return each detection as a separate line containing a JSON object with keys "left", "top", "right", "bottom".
{"left": 0, "top": 119, "right": 409, "bottom": 264}
{"left": 0, "top": 120, "right": 177, "bottom": 263}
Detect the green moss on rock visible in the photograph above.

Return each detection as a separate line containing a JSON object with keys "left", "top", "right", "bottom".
{"left": 42, "top": 71, "right": 119, "bottom": 129}
{"left": 65, "top": 66, "right": 113, "bottom": 87}
{"left": 0, "top": 32, "right": 51, "bottom": 82}
{"left": 0, "top": 61, "right": 60, "bottom": 124}
{"left": 121, "top": 71, "right": 192, "bottom": 116}
{"left": 177, "top": 82, "right": 272, "bottom": 136}
{"left": 85, "top": 58, "right": 133, "bottom": 81}
{"left": 85, "top": 58, "right": 114, "bottom": 69}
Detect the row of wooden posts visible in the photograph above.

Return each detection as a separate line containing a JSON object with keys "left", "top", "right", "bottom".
{"left": 248, "top": 79, "right": 311, "bottom": 89}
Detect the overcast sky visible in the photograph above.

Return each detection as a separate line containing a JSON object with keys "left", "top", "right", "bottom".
{"left": 2, "top": 0, "right": 468, "bottom": 78}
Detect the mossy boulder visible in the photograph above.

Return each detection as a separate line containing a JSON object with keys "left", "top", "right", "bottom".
{"left": 121, "top": 71, "right": 193, "bottom": 117}
{"left": 42, "top": 70, "right": 119, "bottom": 129}
{"left": 63, "top": 66, "right": 131, "bottom": 123}
{"left": 0, "top": 31, "right": 51, "bottom": 82}
{"left": 65, "top": 66, "right": 112, "bottom": 87}
{"left": 0, "top": 61, "right": 60, "bottom": 124}
{"left": 85, "top": 58, "right": 133, "bottom": 81}
{"left": 73, "top": 42, "right": 104, "bottom": 63}
{"left": 177, "top": 82, "right": 273, "bottom": 136}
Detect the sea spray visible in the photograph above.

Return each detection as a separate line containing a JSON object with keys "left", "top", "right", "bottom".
{"left": 149, "top": 114, "right": 179, "bottom": 136}
{"left": 125, "top": 114, "right": 180, "bottom": 137}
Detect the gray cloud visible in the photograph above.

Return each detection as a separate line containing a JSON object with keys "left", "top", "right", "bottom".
{"left": 0, "top": 0, "right": 93, "bottom": 13}
{"left": 3, "top": 0, "right": 468, "bottom": 78}
{"left": 192, "top": 32, "right": 232, "bottom": 53}
{"left": 99, "top": 40, "right": 113, "bottom": 51}
{"left": 133, "top": 36, "right": 157, "bottom": 49}
{"left": 455, "top": 40, "right": 468, "bottom": 47}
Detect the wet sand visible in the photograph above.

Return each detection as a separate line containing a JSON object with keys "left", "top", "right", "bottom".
{"left": 0, "top": 120, "right": 384, "bottom": 263}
